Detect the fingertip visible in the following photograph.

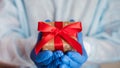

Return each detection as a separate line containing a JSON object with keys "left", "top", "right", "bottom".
{"left": 61, "top": 54, "right": 81, "bottom": 67}
{"left": 61, "top": 55, "right": 70, "bottom": 65}
{"left": 67, "top": 51, "right": 80, "bottom": 56}
{"left": 35, "top": 50, "right": 53, "bottom": 63}
{"left": 70, "top": 19, "right": 75, "bottom": 22}
{"left": 39, "top": 50, "right": 53, "bottom": 56}
{"left": 67, "top": 51, "right": 87, "bottom": 63}
{"left": 37, "top": 32, "right": 42, "bottom": 42}
{"left": 59, "top": 64, "right": 70, "bottom": 68}
{"left": 45, "top": 19, "right": 51, "bottom": 22}
{"left": 53, "top": 50, "right": 64, "bottom": 60}
{"left": 30, "top": 49, "right": 36, "bottom": 62}
{"left": 77, "top": 32, "right": 83, "bottom": 45}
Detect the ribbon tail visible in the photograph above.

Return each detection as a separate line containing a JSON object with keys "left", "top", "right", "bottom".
{"left": 60, "top": 32, "right": 83, "bottom": 55}
{"left": 35, "top": 34, "right": 54, "bottom": 55}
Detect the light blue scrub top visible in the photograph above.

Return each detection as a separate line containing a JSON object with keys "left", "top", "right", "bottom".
{"left": 0, "top": 0, "right": 120, "bottom": 68}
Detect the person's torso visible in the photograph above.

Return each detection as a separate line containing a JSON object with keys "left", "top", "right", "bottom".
{"left": 23, "top": 0, "right": 99, "bottom": 37}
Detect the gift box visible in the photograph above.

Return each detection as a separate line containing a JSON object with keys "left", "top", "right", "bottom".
{"left": 42, "top": 22, "right": 77, "bottom": 52}
{"left": 35, "top": 21, "right": 83, "bottom": 55}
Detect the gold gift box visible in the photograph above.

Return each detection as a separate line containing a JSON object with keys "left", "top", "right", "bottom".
{"left": 42, "top": 22, "right": 77, "bottom": 52}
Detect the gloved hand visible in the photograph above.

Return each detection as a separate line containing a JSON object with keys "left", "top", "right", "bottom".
{"left": 59, "top": 20, "right": 88, "bottom": 68}
{"left": 30, "top": 49, "right": 64, "bottom": 68}
{"left": 59, "top": 50, "right": 87, "bottom": 68}
{"left": 30, "top": 20, "right": 64, "bottom": 68}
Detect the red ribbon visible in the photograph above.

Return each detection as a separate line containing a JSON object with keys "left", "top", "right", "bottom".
{"left": 35, "top": 21, "right": 83, "bottom": 55}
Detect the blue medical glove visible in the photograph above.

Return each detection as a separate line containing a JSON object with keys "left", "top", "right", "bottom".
{"left": 30, "top": 49, "right": 64, "bottom": 68}
{"left": 59, "top": 20, "right": 88, "bottom": 68}
{"left": 60, "top": 33, "right": 88, "bottom": 68}
{"left": 60, "top": 50, "right": 87, "bottom": 68}
{"left": 30, "top": 19, "right": 64, "bottom": 68}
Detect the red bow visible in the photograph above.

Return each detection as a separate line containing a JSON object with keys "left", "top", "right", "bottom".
{"left": 35, "top": 21, "right": 83, "bottom": 55}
